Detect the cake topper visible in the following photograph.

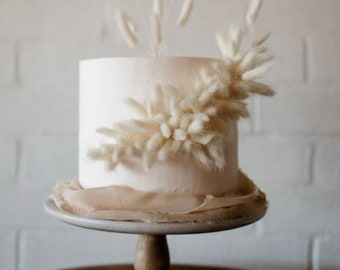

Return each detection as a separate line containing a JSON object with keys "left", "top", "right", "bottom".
{"left": 88, "top": 0, "right": 274, "bottom": 171}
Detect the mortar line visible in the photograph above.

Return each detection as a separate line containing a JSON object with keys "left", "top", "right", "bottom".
{"left": 302, "top": 36, "right": 309, "bottom": 83}
{"left": 14, "top": 139, "right": 21, "bottom": 184}
{"left": 311, "top": 236, "right": 321, "bottom": 270}
{"left": 308, "top": 141, "right": 316, "bottom": 186}
{"left": 15, "top": 230, "right": 20, "bottom": 270}
{"left": 14, "top": 40, "right": 21, "bottom": 86}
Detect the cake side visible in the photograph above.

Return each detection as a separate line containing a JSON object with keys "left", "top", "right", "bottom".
{"left": 79, "top": 57, "right": 239, "bottom": 196}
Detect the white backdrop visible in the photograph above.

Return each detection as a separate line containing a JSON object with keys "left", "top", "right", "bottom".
{"left": 0, "top": 0, "right": 339, "bottom": 269}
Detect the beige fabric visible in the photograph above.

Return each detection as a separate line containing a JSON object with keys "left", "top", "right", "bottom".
{"left": 51, "top": 170, "right": 267, "bottom": 222}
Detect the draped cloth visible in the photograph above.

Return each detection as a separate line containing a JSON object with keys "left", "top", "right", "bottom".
{"left": 50, "top": 170, "right": 267, "bottom": 222}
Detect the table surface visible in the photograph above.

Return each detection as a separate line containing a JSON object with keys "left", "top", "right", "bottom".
{"left": 63, "top": 265, "right": 240, "bottom": 270}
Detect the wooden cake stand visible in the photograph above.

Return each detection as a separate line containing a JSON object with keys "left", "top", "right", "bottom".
{"left": 44, "top": 199, "right": 265, "bottom": 270}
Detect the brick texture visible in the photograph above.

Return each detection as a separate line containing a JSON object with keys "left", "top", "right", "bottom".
{"left": 19, "top": 135, "right": 77, "bottom": 188}
{"left": 169, "top": 231, "right": 309, "bottom": 270}
{"left": 0, "top": 88, "right": 78, "bottom": 133}
{"left": 309, "top": 35, "right": 340, "bottom": 83}
{"left": 262, "top": 85, "right": 340, "bottom": 134}
{"left": 257, "top": 0, "right": 339, "bottom": 38}
{"left": 314, "top": 137, "right": 340, "bottom": 188}
{"left": 264, "top": 187, "right": 340, "bottom": 234}
{"left": 316, "top": 236, "right": 340, "bottom": 270}
{"left": 0, "top": 185, "right": 66, "bottom": 228}
{"left": 0, "top": 229, "right": 16, "bottom": 270}
{"left": 266, "top": 33, "right": 305, "bottom": 84}
{"left": 0, "top": 136, "right": 17, "bottom": 184}
{"left": 0, "top": 40, "right": 16, "bottom": 83}
{"left": 19, "top": 39, "right": 133, "bottom": 86}
{"left": 20, "top": 229, "right": 134, "bottom": 270}
{"left": 239, "top": 136, "right": 311, "bottom": 186}
{"left": 0, "top": 0, "right": 102, "bottom": 38}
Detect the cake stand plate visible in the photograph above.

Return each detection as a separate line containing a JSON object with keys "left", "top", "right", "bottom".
{"left": 44, "top": 199, "right": 265, "bottom": 270}
{"left": 44, "top": 199, "right": 263, "bottom": 235}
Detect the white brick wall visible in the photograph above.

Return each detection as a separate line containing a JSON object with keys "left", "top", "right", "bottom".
{"left": 19, "top": 135, "right": 78, "bottom": 188}
{"left": 264, "top": 187, "right": 340, "bottom": 234}
{"left": 309, "top": 35, "right": 340, "bottom": 82}
{"left": 239, "top": 136, "right": 311, "bottom": 186}
{"left": 20, "top": 229, "right": 135, "bottom": 270}
{"left": 314, "top": 137, "right": 340, "bottom": 188}
{"left": 262, "top": 85, "right": 340, "bottom": 134}
{"left": 0, "top": 0, "right": 103, "bottom": 38}
{"left": 0, "top": 40, "right": 16, "bottom": 83}
{"left": 0, "top": 229, "right": 16, "bottom": 270}
{"left": 0, "top": 185, "right": 63, "bottom": 228}
{"left": 0, "top": 0, "right": 340, "bottom": 269}
{"left": 0, "top": 88, "right": 78, "bottom": 133}
{"left": 266, "top": 33, "right": 305, "bottom": 84}
{"left": 169, "top": 231, "right": 309, "bottom": 270}
{"left": 315, "top": 236, "right": 340, "bottom": 270}
{"left": 0, "top": 136, "right": 17, "bottom": 183}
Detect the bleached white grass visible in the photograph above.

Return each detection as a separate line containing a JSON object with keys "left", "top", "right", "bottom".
{"left": 253, "top": 32, "right": 271, "bottom": 47}
{"left": 215, "top": 0, "right": 273, "bottom": 103}
{"left": 160, "top": 123, "right": 172, "bottom": 139}
{"left": 151, "top": 13, "right": 162, "bottom": 48}
{"left": 114, "top": 0, "right": 194, "bottom": 56}
{"left": 116, "top": 9, "right": 138, "bottom": 47}
{"left": 153, "top": 0, "right": 163, "bottom": 17}
{"left": 216, "top": 32, "right": 229, "bottom": 58}
{"left": 242, "top": 64, "right": 269, "bottom": 81}
{"left": 125, "top": 98, "right": 148, "bottom": 118}
{"left": 246, "top": 0, "right": 263, "bottom": 26}
{"left": 177, "top": 0, "right": 194, "bottom": 27}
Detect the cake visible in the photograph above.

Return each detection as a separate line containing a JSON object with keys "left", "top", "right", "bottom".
{"left": 51, "top": 0, "right": 273, "bottom": 222}
{"left": 80, "top": 57, "right": 239, "bottom": 196}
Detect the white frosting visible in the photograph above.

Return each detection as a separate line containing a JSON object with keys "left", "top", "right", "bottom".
{"left": 79, "top": 57, "right": 239, "bottom": 196}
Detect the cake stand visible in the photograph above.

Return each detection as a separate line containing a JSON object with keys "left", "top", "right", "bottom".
{"left": 44, "top": 199, "right": 265, "bottom": 270}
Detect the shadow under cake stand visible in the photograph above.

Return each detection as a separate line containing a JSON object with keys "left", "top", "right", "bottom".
{"left": 44, "top": 199, "right": 265, "bottom": 270}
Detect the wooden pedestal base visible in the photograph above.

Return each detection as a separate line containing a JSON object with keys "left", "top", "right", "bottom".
{"left": 134, "top": 235, "right": 170, "bottom": 270}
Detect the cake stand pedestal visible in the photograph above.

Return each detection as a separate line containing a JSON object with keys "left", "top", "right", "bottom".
{"left": 44, "top": 199, "right": 265, "bottom": 270}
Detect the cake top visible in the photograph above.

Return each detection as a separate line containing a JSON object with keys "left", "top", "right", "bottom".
{"left": 87, "top": 0, "right": 274, "bottom": 171}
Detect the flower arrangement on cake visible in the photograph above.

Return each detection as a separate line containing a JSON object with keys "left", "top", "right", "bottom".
{"left": 88, "top": 0, "right": 273, "bottom": 171}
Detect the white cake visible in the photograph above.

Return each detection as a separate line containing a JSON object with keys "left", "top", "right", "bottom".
{"left": 79, "top": 57, "right": 239, "bottom": 197}
{"left": 51, "top": 56, "right": 271, "bottom": 221}
{"left": 51, "top": 0, "right": 273, "bottom": 221}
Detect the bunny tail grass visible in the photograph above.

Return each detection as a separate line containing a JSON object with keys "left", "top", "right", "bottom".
{"left": 177, "top": 0, "right": 194, "bottom": 27}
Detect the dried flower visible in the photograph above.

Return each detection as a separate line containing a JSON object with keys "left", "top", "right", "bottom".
{"left": 114, "top": 0, "right": 193, "bottom": 56}
{"left": 151, "top": 13, "right": 162, "bottom": 47}
{"left": 253, "top": 32, "right": 271, "bottom": 47}
{"left": 242, "top": 64, "right": 269, "bottom": 81}
{"left": 246, "top": 0, "right": 263, "bottom": 26}
{"left": 216, "top": 32, "right": 229, "bottom": 59}
{"left": 177, "top": 0, "right": 194, "bottom": 27}
{"left": 153, "top": 0, "right": 163, "bottom": 17}
{"left": 116, "top": 9, "right": 138, "bottom": 47}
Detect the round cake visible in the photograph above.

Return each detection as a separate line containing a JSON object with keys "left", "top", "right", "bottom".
{"left": 50, "top": 0, "right": 274, "bottom": 222}
{"left": 79, "top": 57, "right": 239, "bottom": 196}
{"left": 51, "top": 56, "right": 270, "bottom": 222}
